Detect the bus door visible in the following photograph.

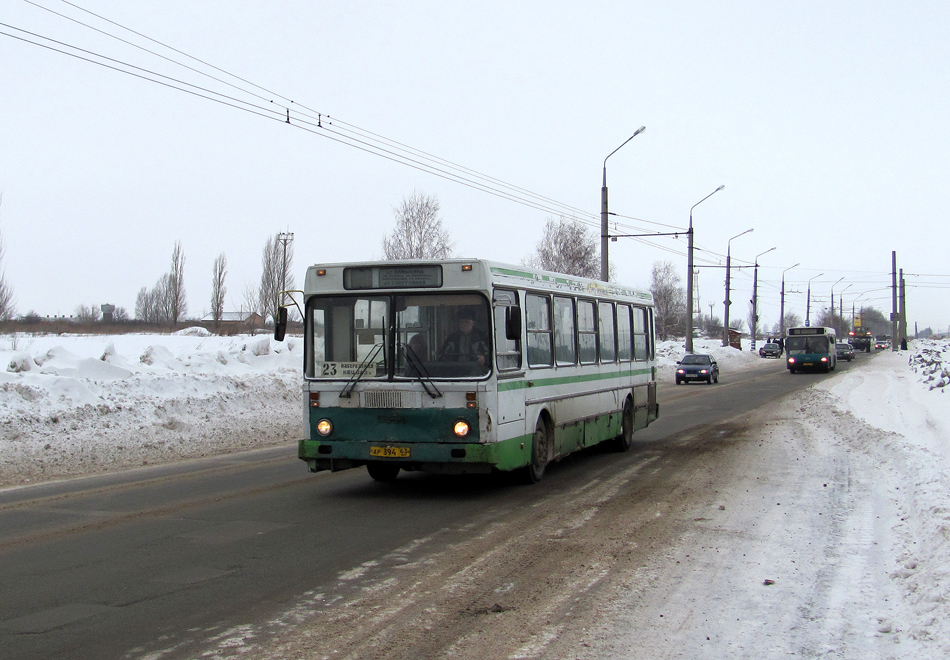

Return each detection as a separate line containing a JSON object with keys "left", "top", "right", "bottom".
{"left": 492, "top": 288, "right": 526, "bottom": 431}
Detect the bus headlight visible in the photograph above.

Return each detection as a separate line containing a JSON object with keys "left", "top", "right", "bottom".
{"left": 820, "top": 357, "right": 828, "bottom": 362}
{"left": 787, "top": 357, "right": 796, "bottom": 364}
{"left": 316, "top": 419, "right": 333, "bottom": 436}
{"left": 453, "top": 420, "right": 470, "bottom": 438}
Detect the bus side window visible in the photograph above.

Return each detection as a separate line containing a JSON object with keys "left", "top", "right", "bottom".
{"left": 617, "top": 304, "right": 632, "bottom": 362}
{"left": 526, "top": 294, "right": 553, "bottom": 368}
{"left": 598, "top": 301, "right": 616, "bottom": 363}
{"left": 633, "top": 306, "right": 648, "bottom": 361}
{"left": 493, "top": 289, "right": 522, "bottom": 371}
{"left": 577, "top": 299, "right": 597, "bottom": 365}
{"left": 554, "top": 296, "right": 576, "bottom": 365}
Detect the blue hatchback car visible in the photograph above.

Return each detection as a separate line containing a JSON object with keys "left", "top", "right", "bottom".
{"left": 675, "top": 354, "right": 720, "bottom": 385}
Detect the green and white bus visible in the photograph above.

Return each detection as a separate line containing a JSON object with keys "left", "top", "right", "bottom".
{"left": 785, "top": 326, "right": 837, "bottom": 373}
{"left": 277, "top": 259, "right": 659, "bottom": 483}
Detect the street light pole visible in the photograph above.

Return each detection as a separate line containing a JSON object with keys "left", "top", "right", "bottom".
{"left": 779, "top": 262, "right": 799, "bottom": 341}
{"left": 806, "top": 273, "right": 824, "bottom": 327}
{"left": 829, "top": 276, "right": 844, "bottom": 327}
{"left": 750, "top": 247, "right": 776, "bottom": 353}
{"left": 722, "top": 228, "right": 753, "bottom": 347}
{"left": 601, "top": 126, "right": 646, "bottom": 282}
{"left": 686, "top": 184, "right": 725, "bottom": 353}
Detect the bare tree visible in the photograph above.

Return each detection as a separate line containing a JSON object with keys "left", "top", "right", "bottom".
{"left": 527, "top": 216, "right": 599, "bottom": 278}
{"left": 0, "top": 194, "right": 14, "bottom": 320}
{"left": 211, "top": 252, "right": 227, "bottom": 329}
{"left": 258, "top": 234, "right": 295, "bottom": 324}
{"left": 650, "top": 261, "right": 686, "bottom": 341}
{"left": 243, "top": 281, "right": 262, "bottom": 319}
{"left": 74, "top": 304, "right": 101, "bottom": 324}
{"left": 772, "top": 311, "right": 802, "bottom": 335}
{"left": 135, "top": 286, "right": 155, "bottom": 322}
{"left": 168, "top": 241, "right": 187, "bottom": 325}
{"left": 382, "top": 191, "right": 454, "bottom": 260}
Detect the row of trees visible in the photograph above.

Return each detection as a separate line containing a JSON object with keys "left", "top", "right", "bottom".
{"left": 132, "top": 234, "right": 294, "bottom": 328}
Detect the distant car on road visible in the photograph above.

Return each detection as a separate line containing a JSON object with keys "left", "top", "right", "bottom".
{"left": 836, "top": 342, "right": 855, "bottom": 361}
{"left": 759, "top": 342, "right": 782, "bottom": 358}
{"left": 875, "top": 340, "right": 889, "bottom": 350}
{"left": 675, "top": 354, "right": 719, "bottom": 385}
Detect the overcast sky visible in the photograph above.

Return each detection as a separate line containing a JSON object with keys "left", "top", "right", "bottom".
{"left": 2, "top": 1, "right": 948, "bottom": 332}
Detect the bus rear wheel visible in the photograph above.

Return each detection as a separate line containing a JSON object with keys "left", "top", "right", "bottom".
{"left": 522, "top": 418, "right": 550, "bottom": 484}
{"left": 613, "top": 398, "right": 635, "bottom": 452}
{"left": 367, "top": 462, "right": 400, "bottom": 482}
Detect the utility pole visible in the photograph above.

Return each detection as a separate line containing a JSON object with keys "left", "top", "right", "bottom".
{"left": 600, "top": 127, "right": 645, "bottom": 282}
{"left": 900, "top": 268, "right": 907, "bottom": 350}
{"left": 891, "top": 251, "right": 898, "bottom": 352}
{"left": 277, "top": 231, "right": 294, "bottom": 310}
{"left": 686, "top": 185, "right": 724, "bottom": 353}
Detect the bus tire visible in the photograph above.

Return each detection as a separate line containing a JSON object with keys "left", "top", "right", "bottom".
{"left": 522, "top": 418, "right": 550, "bottom": 484}
{"left": 367, "top": 462, "right": 400, "bottom": 482}
{"left": 613, "top": 398, "right": 635, "bottom": 452}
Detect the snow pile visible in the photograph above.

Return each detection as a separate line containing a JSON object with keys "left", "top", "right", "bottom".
{"left": 908, "top": 339, "right": 950, "bottom": 390}
{"left": 817, "top": 340, "right": 950, "bottom": 652}
{"left": 0, "top": 331, "right": 302, "bottom": 487}
{"left": 654, "top": 336, "right": 763, "bottom": 382}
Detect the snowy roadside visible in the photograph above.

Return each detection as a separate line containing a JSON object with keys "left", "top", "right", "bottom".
{"left": 584, "top": 339, "right": 950, "bottom": 659}
{"left": 0, "top": 329, "right": 303, "bottom": 488}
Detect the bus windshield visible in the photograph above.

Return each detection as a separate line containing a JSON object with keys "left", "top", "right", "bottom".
{"left": 785, "top": 335, "right": 832, "bottom": 355}
{"left": 306, "top": 293, "right": 491, "bottom": 380}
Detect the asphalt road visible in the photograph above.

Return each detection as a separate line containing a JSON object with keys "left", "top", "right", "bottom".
{"left": 0, "top": 352, "right": 867, "bottom": 660}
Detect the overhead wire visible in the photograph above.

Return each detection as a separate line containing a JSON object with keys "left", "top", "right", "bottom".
{"left": 20, "top": 0, "right": 634, "bottom": 231}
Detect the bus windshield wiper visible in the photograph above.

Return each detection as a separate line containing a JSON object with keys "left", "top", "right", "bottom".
{"left": 340, "top": 343, "right": 383, "bottom": 399}
{"left": 404, "top": 344, "right": 442, "bottom": 399}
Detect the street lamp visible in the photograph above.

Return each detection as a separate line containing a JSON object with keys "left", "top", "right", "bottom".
{"left": 722, "top": 228, "right": 753, "bottom": 347}
{"left": 686, "top": 184, "right": 725, "bottom": 353}
{"left": 779, "top": 262, "right": 799, "bottom": 339}
{"left": 601, "top": 126, "right": 646, "bottom": 282}
{"left": 806, "top": 273, "right": 824, "bottom": 326}
{"left": 829, "top": 277, "right": 844, "bottom": 326}
{"left": 838, "top": 283, "right": 852, "bottom": 324}
{"left": 750, "top": 247, "right": 776, "bottom": 352}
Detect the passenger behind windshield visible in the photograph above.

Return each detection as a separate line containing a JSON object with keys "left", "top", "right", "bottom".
{"left": 439, "top": 307, "right": 490, "bottom": 368}
{"left": 403, "top": 333, "right": 428, "bottom": 376}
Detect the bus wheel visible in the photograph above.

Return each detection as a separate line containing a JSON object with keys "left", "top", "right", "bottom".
{"left": 522, "top": 418, "right": 550, "bottom": 484}
{"left": 367, "top": 462, "right": 400, "bottom": 482}
{"left": 613, "top": 398, "right": 635, "bottom": 452}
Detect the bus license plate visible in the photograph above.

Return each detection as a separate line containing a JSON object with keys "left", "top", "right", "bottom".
{"left": 370, "top": 446, "right": 410, "bottom": 458}
{"left": 803, "top": 362, "right": 814, "bottom": 367}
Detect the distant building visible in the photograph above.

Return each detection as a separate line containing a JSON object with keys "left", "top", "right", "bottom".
{"left": 201, "top": 311, "right": 264, "bottom": 330}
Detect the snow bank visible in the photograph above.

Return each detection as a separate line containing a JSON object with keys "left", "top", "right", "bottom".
{"left": 0, "top": 332, "right": 303, "bottom": 487}
{"left": 815, "top": 339, "right": 950, "bottom": 652}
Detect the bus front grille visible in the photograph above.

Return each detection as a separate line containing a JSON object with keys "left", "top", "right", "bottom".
{"left": 362, "top": 390, "right": 414, "bottom": 409}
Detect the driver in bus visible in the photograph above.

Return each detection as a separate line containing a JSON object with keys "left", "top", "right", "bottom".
{"left": 439, "top": 308, "right": 489, "bottom": 367}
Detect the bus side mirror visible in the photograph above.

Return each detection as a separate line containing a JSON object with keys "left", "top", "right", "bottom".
{"left": 274, "top": 307, "right": 288, "bottom": 342}
{"left": 506, "top": 306, "right": 522, "bottom": 341}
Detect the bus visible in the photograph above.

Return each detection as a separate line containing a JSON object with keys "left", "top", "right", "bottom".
{"left": 275, "top": 259, "right": 659, "bottom": 483}
{"left": 785, "top": 326, "right": 837, "bottom": 373}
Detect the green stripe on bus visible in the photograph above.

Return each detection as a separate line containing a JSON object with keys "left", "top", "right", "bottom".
{"left": 497, "top": 367, "right": 653, "bottom": 391}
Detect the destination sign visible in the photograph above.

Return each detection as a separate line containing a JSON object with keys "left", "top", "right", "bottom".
{"left": 343, "top": 265, "right": 443, "bottom": 290}
{"left": 788, "top": 327, "right": 827, "bottom": 335}
{"left": 316, "top": 361, "right": 364, "bottom": 378}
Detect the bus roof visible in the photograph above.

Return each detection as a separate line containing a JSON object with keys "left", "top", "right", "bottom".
{"left": 304, "top": 259, "right": 655, "bottom": 305}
